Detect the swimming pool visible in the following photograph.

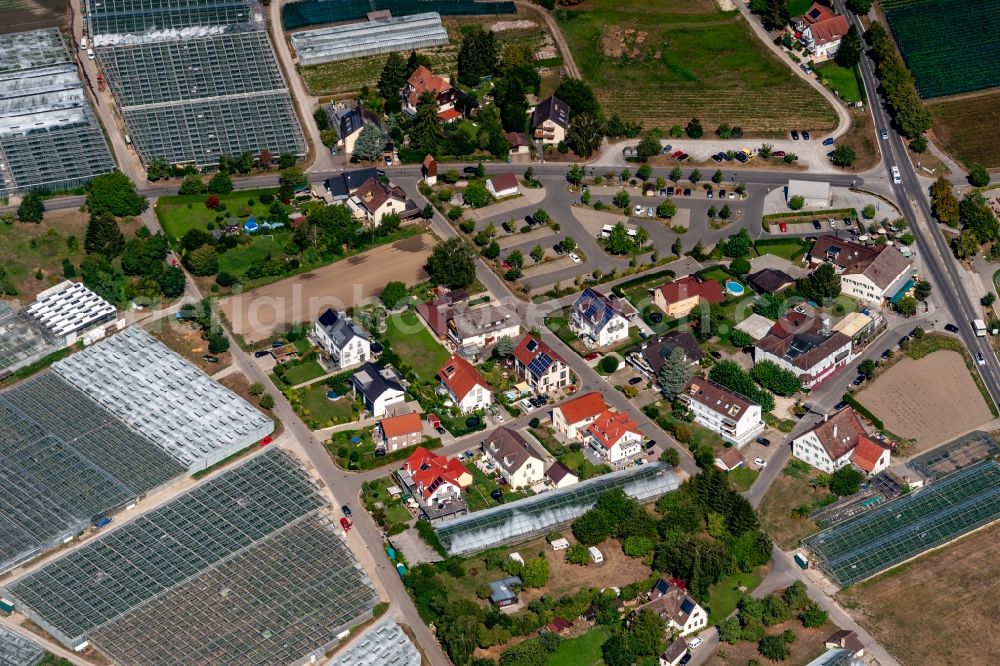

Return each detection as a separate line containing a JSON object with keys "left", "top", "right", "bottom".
{"left": 725, "top": 280, "right": 745, "bottom": 296}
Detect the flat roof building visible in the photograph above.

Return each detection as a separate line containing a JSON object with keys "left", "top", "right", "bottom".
{"left": 25, "top": 280, "right": 117, "bottom": 341}
{"left": 787, "top": 179, "right": 831, "bottom": 208}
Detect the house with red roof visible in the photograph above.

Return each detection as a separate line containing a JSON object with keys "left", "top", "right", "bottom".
{"left": 651, "top": 275, "right": 725, "bottom": 318}
{"left": 486, "top": 172, "right": 520, "bottom": 199}
{"left": 551, "top": 391, "right": 608, "bottom": 440}
{"left": 586, "top": 410, "right": 643, "bottom": 464}
{"left": 754, "top": 310, "right": 853, "bottom": 388}
{"left": 399, "top": 446, "right": 472, "bottom": 506}
{"left": 437, "top": 355, "right": 492, "bottom": 413}
{"left": 792, "top": 407, "right": 891, "bottom": 474}
{"left": 797, "top": 2, "right": 850, "bottom": 60}
{"left": 378, "top": 411, "right": 423, "bottom": 452}
{"left": 401, "top": 65, "right": 457, "bottom": 117}
{"left": 513, "top": 333, "right": 570, "bottom": 393}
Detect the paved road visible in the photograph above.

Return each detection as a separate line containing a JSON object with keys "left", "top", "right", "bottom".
{"left": 514, "top": 0, "right": 581, "bottom": 79}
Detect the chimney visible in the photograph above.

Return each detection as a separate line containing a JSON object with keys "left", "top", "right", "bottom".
{"left": 824, "top": 413, "right": 829, "bottom": 422}
{"left": 833, "top": 424, "right": 838, "bottom": 438}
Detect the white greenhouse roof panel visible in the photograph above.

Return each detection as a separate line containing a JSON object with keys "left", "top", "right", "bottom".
{"left": 291, "top": 12, "right": 449, "bottom": 66}
{"left": 25, "top": 280, "right": 117, "bottom": 339}
{"left": 330, "top": 618, "right": 421, "bottom": 666}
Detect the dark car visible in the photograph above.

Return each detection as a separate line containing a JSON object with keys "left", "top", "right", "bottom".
{"left": 666, "top": 186, "right": 675, "bottom": 196}
{"left": 201, "top": 354, "right": 220, "bottom": 363}
{"left": 525, "top": 215, "right": 535, "bottom": 226}
{"left": 712, "top": 153, "right": 724, "bottom": 162}
{"left": 628, "top": 376, "right": 643, "bottom": 385}
{"left": 645, "top": 440, "right": 656, "bottom": 449}
{"left": 826, "top": 151, "right": 835, "bottom": 159}
{"left": 683, "top": 188, "right": 692, "bottom": 196}
{"left": 881, "top": 349, "right": 892, "bottom": 360}
{"left": 910, "top": 327, "right": 922, "bottom": 337}
{"left": 834, "top": 400, "right": 848, "bottom": 410}
{"left": 899, "top": 335, "right": 909, "bottom": 346}
{"left": 371, "top": 341, "right": 384, "bottom": 354}
{"left": 553, "top": 243, "right": 565, "bottom": 255}
{"left": 710, "top": 351, "right": 723, "bottom": 359}
{"left": 791, "top": 130, "right": 800, "bottom": 140}
{"left": 680, "top": 654, "right": 692, "bottom": 666}
{"left": 491, "top": 489, "right": 503, "bottom": 501}
{"left": 271, "top": 340, "right": 285, "bottom": 348}
{"left": 466, "top": 417, "right": 480, "bottom": 429}
{"left": 823, "top": 137, "right": 835, "bottom": 146}
{"left": 772, "top": 150, "right": 786, "bottom": 157}
{"left": 844, "top": 218, "right": 853, "bottom": 226}
{"left": 802, "top": 130, "right": 811, "bottom": 140}
{"left": 719, "top": 190, "right": 726, "bottom": 198}
{"left": 661, "top": 144, "right": 673, "bottom": 154}
{"left": 649, "top": 311, "right": 663, "bottom": 324}
{"left": 945, "top": 323, "right": 960, "bottom": 333}
{"left": 254, "top": 350, "right": 271, "bottom": 358}
{"left": 853, "top": 375, "right": 865, "bottom": 385}
{"left": 734, "top": 152, "right": 748, "bottom": 163}
{"left": 463, "top": 166, "right": 478, "bottom": 175}
{"left": 376, "top": 169, "right": 387, "bottom": 178}
{"left": 659, "top": 188, "right": 667, "bottom": 196}
{"left": 435, "top": 425, "right": 447, "bottom": 435}
{"left": 341, "top": 505, "right": 352, "bottom": 518}
{"left": 812, "top": 220, "right": 822, "bottom": 230}
{"left": 756, "top": 437, "right": 771, "bottom": 447}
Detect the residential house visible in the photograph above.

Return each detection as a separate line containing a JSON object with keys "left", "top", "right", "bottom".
{"left": 651, "top": 275, "right": 725, "bottom": 318}
{"left": 446, "top": 303, "right": 520, "bottom": 352}
{"left": 506, "top": 131, "right": 529, "bottom": 155}
{"left": 570, "top": 288, "right": 633, "bottom": 348}
{"left": 314, "top": 308, "right": 370, "bottom": 369}
{"left": 587, "top": 410, "right": 643, "bottom": 464}
{"left": 680, "top": 377, "right": 764, "bottom": 447}
{"left": 489, "top": 576, "right": 522, "bottom": 608}
{"left": 399, "top": 446, "right": 472, "bottom": 506}
{"left": 659, "top": 639, "right": 690, "bottom": 666}
{"left": 352, "top": 362, "right": 406, "bottom": 418}
{"left": 486, "top": 172, "right": 519, "bottom": 199}
{"left": 530, "top": 95, "right": 570, "bottom": 145}
{"left": 437, "top": 355, "right": 492, "bottom": 413}
{"left": 415, "top": 288, "right": 470, "bottom": 340}
{"left": 748, "top": 268, "right": 796, "bottom": 295}
{"left": 401, "top": 65, "right": 457, "bottom": 117}
{"left": 540, "top": 617, "right": 573, "bottom": 636}
{"left": 482, "top": 426, "right": 544, "bottom": 488}
{"left": 714, "top": 446, "right": 746, "bottom": 472}
{"left": 545, "top": 461, "right": 578, "bottom": 489}
{"left": 378, "top": 411, "right": 423, "bottom": 452}
{"left": 825, "top": 630, "right": 865, "bottom": 658}
{"left": 797, "top": 2, "right": 850, "bottom": 60}
{"left": 346, "top": 177, "right": 410, "bottom": 224}
{"left": 551, "top": 391, "right": 608, "bottom": 440}
{"left": 787, "top": 179, "right": 831, "bottom": 208}
{"left": 627, "top": 330, "right": 704, "bottom": 381}
{"left": 513, "top": 334, "right": 571, "bottom": 393}
{"left": 327, "top": 103, "right": 380, "bottom": 156}
{"left": 753, "top": 310, "right": 853, "bottom": 388}
{"left": 792, "top": 408, "right": 891, "bottom": 474}
{"left": 808, "top": 236, "right": 912, "bottom": 305}
{"left": 324, "top": 167, "right": 380, "bottom": 202}
{"left": 637, "top": 577, "right": 707, "bottom": 637}
{"left": 421, "top": 154, "right": 437, "bottom": 185}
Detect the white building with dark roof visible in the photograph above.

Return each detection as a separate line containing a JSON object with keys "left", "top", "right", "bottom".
{"left": 352, "top": 362, "right": 406, "bottom": 418}
{"left": 570, "top": 288, "right": 632, "bottom": 348}
{"left": 531, "top": 95, "right": 570, "bottom": 145}
{"left": 314, "top": 308, "right": 370, "bottom": 370}
{"left": 679, "top": 377, "right": 763, "bottom": 447}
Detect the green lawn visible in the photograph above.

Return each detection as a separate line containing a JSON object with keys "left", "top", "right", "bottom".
{"left": 280, "top": 360, "right": 327, "bottom": 386}
{"left": 754, "top": 238, "right": 810, "bottom": 262}
{"left": 155, "top": 188, "right": 283, "bottom": 241}
{"left": 546, "top": 626, "right": 611, "bottom": 666}
{"left": 555, "top": 0, "right": 837, "bottom": 133}
{"left": 465, "top": 464, "right": 529, "bottom": 511}
{"left": 788, "top": 0, "right": 814, "bottom": 16}
{"left": 728, "top": 465, "right": 759, "bottom": 492}
{"left": 384, "top": 311, "right": 450, "bottom": 381}
{"left": 297, "top": 383, "right": 357, "bottom": 426}
{"left": 0, "top": 212, "right": 89, "bottom": 302}
{"left": 815, "top": 61, "right": 862, "bottom": 104}
{"left": 703, "top": 569, "right": 763, "bottom": 625}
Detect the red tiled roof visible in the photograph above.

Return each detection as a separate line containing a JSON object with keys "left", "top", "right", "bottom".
{"left": 654, "top": 275, "right": 724, "bottom": 306}
{"left": 555, "top": 391, "right": 608, "bottom": 425}
{"left": 807, "top": 408, "right": 868, "bottom": 461}
{"left": 438, "top": 107, "right": 463, "bottom": 122}
{"left": 380, "top": 411, "right": 422, "bottom": 438}
{"left": 402, "top": 446, "right": 468, "bottom": 499}
{"left": 715, "top": 447, "right": 745, "bottom": 471}
{"left": 852, "top": 435, "right": 888, "bottom": 473}
{"left": 811, "top": 15, "right": 849, "bottom": 45}
{"left": 405, "top": 65, "right": 450, "bottom": 105}
{"left": 489, "top": 172, "right": 519, "bottom": 192}
{"left": 513, "top": 334, "right": 564, "bottom": 371}
{"left": 803, "top": 1, "right": 836, "bottom": 24}
{"left": 588, "top": 410, "right": 641, "bottom": 449}
{"left": 437, "top": 354, "right": 488, "bottom": 400}
{"left": 545, "top": 616, "right": 573, "bottom": 632}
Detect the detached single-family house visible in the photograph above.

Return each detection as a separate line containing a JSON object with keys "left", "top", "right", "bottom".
{"left": 324, "top": 167, "right": 380, "bottom": 202}
{"left": 513, "top": 334, "right": 571, "bottom": 393}
{"left": 482, "top": 426, "right": 544, "bottom": 488}
{"left": 506, "top": 131, "right": 529, "bottom": 155}
{"left": 401, "top": 65, "right": 457, "bottom": 117}
{"left": 715, "top": 446, "right": 746, "bottom": 472}
{"left": 327, "top": 103, "right": 380, "bottom": 156}
{"left": 637, "top": 577, "right": 707, "bottom": 637}
{"left": 551, "top": 391, "right": 608, "bottom": 440}
{"left": 437, "top": 355, "right": 492, "bottom": 413}
{"left": 545, "top": 461, "right": 578, "bottom": 489}
{"left": 792, "top": 408, "right": 891, "bottom": 474}
{"left": 797, "top": 2, "right": 850, "bottom": 60}
{"left": 347, "top": 177, "right": 409, "bottom": 224}
{"left": 680, "top": 377, "right": 764, "bottom": 447}
{"left": 399, "top": 446, "right": 472, "bottom": 506}
{"left": 446, "top": 303, "right": 520, "bottom": 351}
{"left": 570, "top": 288, "right": 633, "bottom": 348}
{"left": 531, "top": 95, "right": 570, "bottom": 145}
{"left": 651, "top": 276, "right": 725, "bottom": 318}
{"left": 352, "top": 362, "right": 406, "bottom": 418}
{"left": 808, "top": 236, "right": 912, "bottom": 305}
{"left": 314, "top": 308, "right": 370, "bottom": 369}
{"left": 378, "top": 411, "right": 423, "bottom": 452}
{"left": 754, "top": 310, "right": 853, "bottom": 387}
{"left": 748, "top": 268, "right": 796, "bottom": 295}
{"left": 626, "top": 330, "right": 704, "bottom": 381}
{"left": 587, "top": 410, "right": 643, "bottom": 464}
{"left": 486, "top": 172, "right": 520, "bottom": 199}
{"left": 541, "top": 617, "right": 574, "bottom": 636}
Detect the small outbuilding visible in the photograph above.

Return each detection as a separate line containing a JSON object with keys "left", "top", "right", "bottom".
{"left": 489, "top": 576, "right": 523, "bottom": 608}
{"left": 715, "top": 447, "right": 746, "bottom": 472}
{"left": 486, "top": 172, "right": 520, "bottom": 199}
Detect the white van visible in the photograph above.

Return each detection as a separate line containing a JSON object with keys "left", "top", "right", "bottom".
{"left": 87, "top": 48, "right": 95, "bottom": 61}
{"left": 891, "top": 165, "right": 902, "bottom": 184}
{"left": 81, "top": 36, "right": 88, "bottom": 49}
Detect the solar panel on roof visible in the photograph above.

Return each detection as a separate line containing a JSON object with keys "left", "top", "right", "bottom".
{"left": 527, "top": 352, "right": 552, "bottom": 377}
{"left": 525, "top": 339, "right": 538, "bottom": 352}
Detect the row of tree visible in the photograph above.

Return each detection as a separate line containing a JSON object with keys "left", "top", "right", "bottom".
{"left": 867, "top": 23, "right": 933, "bottom": 141}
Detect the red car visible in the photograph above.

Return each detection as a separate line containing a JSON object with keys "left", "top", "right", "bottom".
{"left": 772, "top": 150, "right": 786, "bottom": 157}
{"left": 779, "top": 223, "right": 788, "bottom": 233}
{"left": 258, "top": 435, "right": 273, "bottom": 447}
{"left": 671, "top": 150, "right": 684, "bottom": 159}
{"left": 340, "top": 517, "right": 352, "bottom": 532}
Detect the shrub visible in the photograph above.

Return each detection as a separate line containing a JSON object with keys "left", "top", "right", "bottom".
{"left": 599, "top": 356, "right": 619, "bottom": 373}
{"left": 205, "top": 195, "right": 220, "bottom": 209}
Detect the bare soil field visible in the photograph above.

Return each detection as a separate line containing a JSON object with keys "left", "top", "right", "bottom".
{"left": 839, "top": 520, "right": 1000, "bottom": 666}
{"left": 855, "top": 350, "right": 993, "bottom": 453}
{"left": 149, "top": 318, "right": 232, "bottom": 374}
{"left": 522, "top": 537, "right": 653, "bottom": 603}
{"left": 219, "top": 234, "right": 433, "bottom": 344}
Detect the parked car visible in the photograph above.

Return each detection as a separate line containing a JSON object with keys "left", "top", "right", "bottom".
{"left": 719, "top": 190, "right": 726, "bottom": 198}
{"left": 834, "top": 400, "right": 848, "bottom": 410}
{"left": 756, "top": 437, "right": 771, "bottom": 447}
{"left": 667, "top": 186, "right": 675, "bottom": 195}
{"left": 844, "top": 218, "right": 853, "bottom": 226}
{"left": 977, "top": 352, "right": 986, "bottom": 366}
{"left": 553, "top": 243, "right": 565, "bottom": 255}
{"left": 680, "top": 654, "right": 693, "bottom": 666}
{"left": 525, "top": 214, "right": 535, "bottom": 226}
{"left": 707, "top": 191, "right": 713, "bottom": 199}
{"left": 688, "top": 637, "right": 704, "bottom": 649}
{"left": 202, "top": 354, "right": 220, "bottom": 363}
{"left": 772, "top": 150, "right": 786, "bottom": 157}
{"left": 754, "top": 457, "right": 767, "bottom": 468}
{"left": 683, "top": 188, "right": 692, "bottom": 196}
{"left": 800, "top": 63, "right": 812, "bottom": 75}
{"left": 678, "top": 153, "right": 690, "bottom": 161}
{"left": 829, "top": 219, "right": 836, "bottom": 228}
{"left": 254, "top": 350, "right": 271, "bottom": 358}
{"left": 463, "top": 166, "right": 478, "bottom": 175}
{"left": 271, "top": 340, "right": 285, "bottom": 348}
{"left": 661, "top": 144, "right": 672, "bottom": 154}
{"left": 853, "top": 375, "right": 865, "bottom": 386}
{"left": 881, "top": 349, "right": 892, "bottom": 360}
{"left": 899, "top": 335, "right": 909, "bottom": 346}
{"left": 645, "top": 440, "right": 656, "bottom": 450}
{"left": 779, "top": 222, "right": 788, "bottom": 233}
{"left": 671, "top": 150, "right": 685, "bottom": 159}
{"left": 945, "top": 323, "right": 960, "bottom": 333}
{"left": 649, "top": 311, "right": 663, "bottom": 324}
{"left": 802, "top": 130, "right": 811, "bottom": 140}
{"left": 812, "top": 220, "right": 822, "bottom": 230}
{"left": 435, "top": 425, "right": 447, "bottom": 435}
{"left": 341, "top": 505, "right": 352, "bottom": 518}
{"left": 710, "top": 351, "right": 723, "bottom": 359}
{"left": 659, "top": 188, "right": 667, "bottom": 196}
{"left": 634, "top": 204, "right": 644, "bottom": 216}
{"left": 647, "top": 206, "right": 655, "bottom": 217}
{"left": 734, "top": 152, "right": 748, "bottom": 163}
{"left": 628, "top": 376, "right": 643, "bottom": 385}
{"left": 790, "top": 130, "right": 799, "bottom": 140}
{"left": 822, "top": 137, "right": 835, "bottom": 146}
{"left": 728, "top": 192, "right": 736, "bottom": 199}
{"left": 880, "top": 128, "right": 889, "bottom": 140}
{"left": 569, "top": 252, "right": 581, "bottom": 264}
{"left": 340, "top": 517, "right": 352, "bottom": 531}
{"left": 712, "top": 153, "right": 724, "bottom": 162}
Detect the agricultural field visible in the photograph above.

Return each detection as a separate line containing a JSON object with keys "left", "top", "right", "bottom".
{"left": 929, "top": 89, "right": 1000, "bottom": 168}
{"left": 300, "top": 12, "right": 559, "bottom": 98}
{"left": 882, "top": 0, "right": 1000, "bottom": 98}
{"left": 554, "top": 0, "right": 837, "bottom": 133}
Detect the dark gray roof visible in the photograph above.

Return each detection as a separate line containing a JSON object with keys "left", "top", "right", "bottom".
{"left": 317, "top": 308, "right": 369, "bottom": 347}
{"left": 334, "top": 106, "right": 379, "bottom": 141}
{"left": 531, "top": 95, "right": 570, "bottom": 130}
{"left": 489, "top": 576, "right": 522, "bottom": 603}
{"left": 748, "top": 268, "right": 795, "bottom": 294}
{"left": 325, "top": 167, "right": 379, "bottom": 199}
{"left": 352, "top": 362, "right": 403, "bottom": 403}
{"left": 630, "top": 330, "right": 704, "bottom": 377}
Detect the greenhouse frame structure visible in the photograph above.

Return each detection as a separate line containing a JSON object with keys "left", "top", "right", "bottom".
{"left": 5, "top": 449, "right": 378, "bottom": 665}
{"left": 0, "top": 626, "right": 44, "bottom": 666}
{"left": 291, "top": 12, "right": 449, "bottom": 66}
{"left": 283, "top": 0, "right": 516, "bottom": 30}
{"left": 906, "top": 430, "right": 1000, "bottom": 481}
{"left": 436, "top": 462, "right": 681, "bottom": 555}
{"left": 802, "top": 460, "right": 1000, "bottom": 587}
{"left": 84, "top": 0, "right": 255, "bottom": 39}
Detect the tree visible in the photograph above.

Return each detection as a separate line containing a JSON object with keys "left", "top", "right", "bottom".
{"left": 380, "top": 281, "right": 407, "bottom": 308}
{"left": 758, "top": 634, "right": 791, "bottom": 661}
{"left": 708, "top": 205, "right": 718, "bottom": 220}
{"left": 606, "top": 223, "right": 632, "bottom": 255}
{"left": 931, "top": 176, "right": 959, "bottom": 226}
{"left": 830, "top": 465, "right": 865, "bottom": 496}
{"left": 659, "top": 447, "right": 680, "bottom": 467}
{"left": 961, "top": 192, "right": 999, "bottom": 243}
{"left": 983, "top": 292, "right": 996, "bottom": 307}
{"left": 636, "top": 135, "right": 661, "bottom": 161}
{"left": 731, "top": 257, "right": 751, "bottom": 275}
{"left": 158, "top": 266, "right": 186, "bottom": 298}
{"left": 672, "top": 238, "right": 683, "bottom": 255}
{"left": 428, "top": 238, "right": 477, "bottom": 288}
{"left": 601, "top": 632, "right": 637, "bottom": 666}
{"left": 494, "top": 76, "right": 528, "bottom": 131}
{"left": 846, "top": 0, "right": 872, "bottom": 12}
{"left": 186, "top": 244, "right": 219, "bottom": 276}
{"left": 830, "top": 144, "right": 857, "bottom": 167}
{"left": 685, "top": 118, "right": 703, "bottom": 138}
{"left": 207, "top": 331, "right": 230, "bottom": 354}
{"left": 600, "top": 355, "right": 620, "bottom": 373}
{"left": 658, "top": 347, "right": 691, "bottom": 400}
{"left": 723, "top": 229, "right": 752, "bottom": 258}
{"left": 730, "top": 329, "right": 753, "bottom": 348}
{"left": 787, "top": 195, "right": 805, "bottom": 211}
{"left": 689, "top": 169, "right": 702, "bottom": 184}
{"left": 521, "top": 557, "right": 550, "bottom": 588}
{"left": 87, "top": 172, "right": 147, "bottom": 217}
{"left": 411, "top": 91, "right": 444, "bottom": 153}
{"left": 561, "top": 236, "right": 577, "bottom": 252}
{"left": 464, "top": 182, "right": 490, "bottom": 207}
{"left": 836, "top": 25, "right": 862, "bottom": 68}
{"left": 178, "top": 174, "right": 204, "bottom": 195}
{"left": 637, "top": 163, "right": 653, "bottom": 182}
{"left": 529, "top": 244, "right": 545, "bottom": 263}
{"left": 565, "top": 112, "right": 604, "bottom": 158}
{"left": 798, "top": 263, "right": 841, "bottom": 301}
{"left": 567, "top": 164, "right": 585, "bottom": 186}
{"left": 751, "top": 360, "right": 802, "bottom": 395}
{"left": 493, "top": 335, "right": 515, "bottom": 358}
{"left": 719, "top": 204, "right": 733, "bottom": 220}
{"left": 718, "top": 616, "right": 743, "bottom": 644}
{"left": 622, "top": 535, "right": 654, "bottom": 557}
{"left": 799, "top": 602, "right": 828, "bottom": 628}
{"left": 635, "top": 225, "right": 649, "bottom": 247}
{"left": 259, "top": 393, "right": 275, "bottom": 409}
{"left": 457, "top": 27, "right": 497, "bottom": 86}
{"left": 554, "top": 79, "right": 601, "bottom": 117}
{"left": 953, "top": 229, "right": 979, "bottom": 259}
{"left": 85, "top": 214, "right": 125, "bottom": 259}
{"left": 914, "top": 279, "right": 932, "bottom": 301}
{"left": 656, "top": 198, "right": 678, "bottom": 219}
{"left": 378, "top": 52, "right": 408, "bottom": 110}
{"left": 207, "top": 171, "right": 233, "bottom": 195}
{"left": 17, "top": 191, "right": 44, "bottom": 223}
{"left": 969, "top": 164, "right": 991, "bottom": 187}
{"left": 712, "top": 168, "right": 724, "bottom": 184}
{"left": 751, "top": 0, "right": 791, "bottom": 30}
{"left": 859, "top": 358, "right": 877, "bottom": 379}
{"left": 758, "top": 144, "right": 774, "bottom": 159}
{"left": 353, "top": 122, "right": 384, "bottom": 161}
{"left": 613, "top": 190, "right": 630, "bottom": 210}
{"left": 121, "top": 233, "right": 167, "bottom": 276}
{"left": 630, "top": 609, "right": 665, "bottom": 657}
{"left": 895, "top": 295, "right": 917, "bottom": 316}
{"left": 572, "top": 508, "right": 610, "bottom": 545}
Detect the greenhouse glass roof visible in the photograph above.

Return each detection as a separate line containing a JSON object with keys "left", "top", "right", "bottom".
{"left": 436, "top": 462, "right": 680, "bottom": 555}
{"left": 0, "top": 626, "right": 44, "bottom": 666}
